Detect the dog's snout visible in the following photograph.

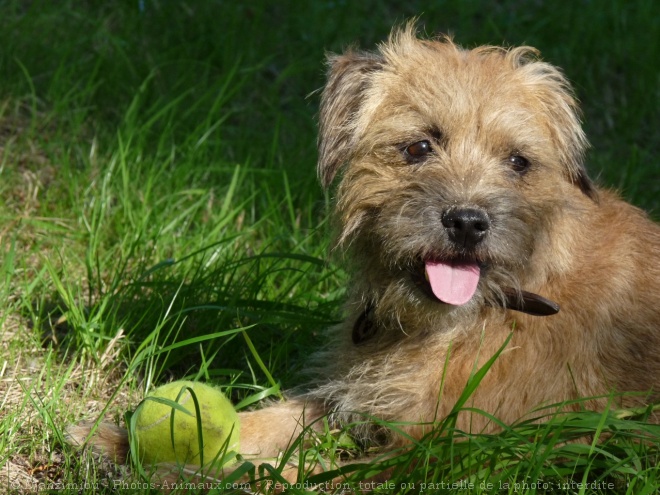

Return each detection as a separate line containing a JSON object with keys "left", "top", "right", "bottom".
{"left": 441, "top": 208, "right": 490, "bottom": 249}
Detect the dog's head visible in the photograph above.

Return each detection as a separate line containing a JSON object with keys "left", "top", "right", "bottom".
{"left": 318, "top": 26, "right": 596, "bottom": 318}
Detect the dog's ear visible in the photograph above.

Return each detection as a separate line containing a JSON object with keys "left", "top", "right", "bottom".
{"left": 549, "top": 93, "right": 598, "bottom": 201}
{"left": 572, "top": 162, "right": 597, "bottom": 201}
{"left": 510, "top": 48, "right": 598, "bottom": 201}
{"left": 318, "top": 50, "right": 383, "bottom": 188}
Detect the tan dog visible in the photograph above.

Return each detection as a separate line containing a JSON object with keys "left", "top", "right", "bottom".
{"left": 67, "top": 26, "right": 660, "bottom": 486}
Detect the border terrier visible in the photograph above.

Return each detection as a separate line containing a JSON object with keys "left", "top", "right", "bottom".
{"left": 67, "top": 25, "right": 660, "bottom": 484}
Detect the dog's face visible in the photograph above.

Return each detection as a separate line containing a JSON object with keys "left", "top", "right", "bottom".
{"left": 318, "top": 28, "right": 596, "bottom": 318}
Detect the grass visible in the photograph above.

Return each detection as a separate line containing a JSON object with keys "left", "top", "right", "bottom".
{"left": 0, "top": 0, "right": 659, "bottom": 493}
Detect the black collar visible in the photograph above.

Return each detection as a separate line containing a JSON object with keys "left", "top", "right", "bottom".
{"left": 352, "top": 290, "right": 559, "bottom": 345}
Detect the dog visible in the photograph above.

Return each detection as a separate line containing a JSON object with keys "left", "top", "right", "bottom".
{"left": 66, "top": 25, "right": 660, "bottom": 488}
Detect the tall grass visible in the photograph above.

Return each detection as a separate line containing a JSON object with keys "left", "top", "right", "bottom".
{"left": 0, "top": 1, "right": 658, "bottom": 493}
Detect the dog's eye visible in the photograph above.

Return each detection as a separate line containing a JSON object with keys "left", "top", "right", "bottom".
{"left": 404, "top": 140, "right": 433, "bottom": 163}
{"left": 508, "top": 154, "right": 530, "bottom": 174}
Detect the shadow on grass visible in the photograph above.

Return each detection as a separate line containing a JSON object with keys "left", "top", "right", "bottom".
{"left": 35, "top": 241, "right": 343, "bottom": 404}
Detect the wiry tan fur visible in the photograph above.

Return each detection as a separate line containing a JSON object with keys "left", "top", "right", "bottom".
{"left": 66, "top": 25, "right": 660, "bottom": 488}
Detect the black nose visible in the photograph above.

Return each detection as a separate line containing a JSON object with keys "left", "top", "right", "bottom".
{"left": 441, "top": 208, "right": 490, "bottom": 250}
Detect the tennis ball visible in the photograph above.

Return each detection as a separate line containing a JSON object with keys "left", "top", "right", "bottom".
{"left": 134, "top": 381, "right": 239, "bottom": 468}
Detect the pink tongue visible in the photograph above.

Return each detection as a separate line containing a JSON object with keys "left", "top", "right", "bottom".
{"left": 425, "top": 261, "right": 481, "bottom": 305}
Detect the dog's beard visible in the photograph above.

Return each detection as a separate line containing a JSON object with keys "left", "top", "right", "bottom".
{"left": 337, "top": 186, "right": 554, "bottom": 329}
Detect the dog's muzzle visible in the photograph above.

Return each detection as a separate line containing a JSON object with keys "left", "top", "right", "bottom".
{"left": 410, "top": 203, "right": 560, "bottom": 316}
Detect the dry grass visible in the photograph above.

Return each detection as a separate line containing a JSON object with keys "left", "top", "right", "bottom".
{"left": 0, "top": 311, "right": 140, "bottom": 492}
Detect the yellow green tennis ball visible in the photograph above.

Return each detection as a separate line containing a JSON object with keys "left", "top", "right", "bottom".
{"left": 134, "top": 381, "right": 239, "bottom": 467}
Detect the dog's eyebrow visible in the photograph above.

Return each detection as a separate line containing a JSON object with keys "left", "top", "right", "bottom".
{"left": 428, "top": 127, "right": 443, "bottom": 141}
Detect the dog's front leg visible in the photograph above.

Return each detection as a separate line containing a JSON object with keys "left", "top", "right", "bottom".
{"left": 238, "top": 398, "right": 326, "bottom": 459}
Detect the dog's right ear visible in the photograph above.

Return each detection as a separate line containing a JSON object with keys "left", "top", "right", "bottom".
{"left": 318, "top": 50, "right": 383, "bottom": 188}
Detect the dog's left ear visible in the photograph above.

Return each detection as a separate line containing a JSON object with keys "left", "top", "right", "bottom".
{"left": 512, "top": 49, "right": 598, "bottom": 201}
{"left": 318, "top": 50, "right": 384, "bottom": 188}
